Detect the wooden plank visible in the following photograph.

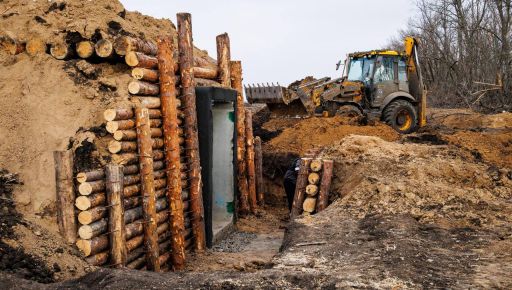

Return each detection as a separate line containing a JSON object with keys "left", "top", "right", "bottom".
{"left": 53, "top": 150, "right": 77, "bottom": 244}
{"left": 290, "top": 158, "right": 312, "bottom": 218}
{"left": 106, "top": 164, "right": 127, "bottom": 267}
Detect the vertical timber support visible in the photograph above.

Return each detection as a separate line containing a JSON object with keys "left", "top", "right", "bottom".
{"left": 53, "top": 150, "right": 77, "bottom": 244}
{"left": 230, "top": 61, "right": 250, "bottom": 216}
{"left": 106, "top": 164, "right": 127, "bottom": 267}
{"left": 157, "top": 35, "right": 186, "bottom": 270}
{"left": 254, "top": 137, "right": 264, "bottom": 205}
{"left": 316, "top": 160, "right": 333, "bottom": 213}
{"left": 135, "top": 106, "right": 160, "bottom": 271}
{"left": 177, "top": 12, "right": 206, "bottom": 252}
{"left": 245, "top": 109, "right": 258, "bottom": 213}
{"left": 290, "top": 158, "right": 312, "bottom": 218}
{"left": 216, "top": 33, "right": 231, "bottom": 87}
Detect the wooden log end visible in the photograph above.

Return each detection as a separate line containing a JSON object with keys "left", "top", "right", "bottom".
{"left": 108, "top": 140, "right": 122, "bottom": 154}
{"left": 75, "top": 196, "right": 92, "bottom": 211}
{"left": 78, "top": 182, "right": 93, "bottom": 196}
{"left": 125, "top": 51, "right": 139, "bottom": 67}
{"left": 113, "top": 36, "right": 132, "bottom": 56}
{"left": 308, "top": 173, "right": 320, "bottom": 185}
{"left": 310, "top": 160, "right": 323, "bottom": 172}
{"left": 26, "top": 39, "right": 46, "bottom": 56}
{"left": 78, "top": 211, "right": 93, "bottom": 225}
{"left": 303, "top": 197, "right": 317, "bottom": 213}
{"left": 50, "top": 43, "right": 69, "bottom": 60}
{"left": 113, "top": 131, "right": 124, "bottom": 141}
{"left": 131, "top": 67, "right": 144, "bottom": 80}
{"left": 78, "top": 225, "right": 93, "bottom": 240}
{"left": 106, "top": 121, "right": 119, "bottom": 133}
{"left": 95, "top": 39, "right": 113, "bottom": 58}
{"left": 103, "top": 109, "right": 117, "bottom": 122}
{"left": 128, "top": 81, "right": 141, "bottom": 95}
{"left": 76, "top": 41, "right": 94, "bottom": 58}
{"left": 76, "top": 172, "right": 87, "bottom": 183}
{"left": 305, "top": 184, "right": 318, "bottom": 196}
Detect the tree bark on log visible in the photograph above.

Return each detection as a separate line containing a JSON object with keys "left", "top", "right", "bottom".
{"left": 78, "top": 180, "right": 105, "bottom": 196}
{"left": 106, "top": 118, "right": 162, "bottom": 133}
{"left": 157, "top": 35, "right": 187, "bottom": 270}
{"left": 76, "top": 41, "right": 94, "bottom": 58}
{"left": 95, "top": 39, "right": 114, "bottom": 58}
{"left": 104, "top": 108, "right": 134, "bottom": 122}
{"left": 53, "top": 150, "right": 77, "bottom": 244}
{"left": 127, "top": 255, "right": 145, "bottom": 270}
{"left": 108, "top": 140, "right": 138, "bottom": 154}
{"left": 85, "top": 251, "right": 108, "bottom": 266}
{"left": 128, "top": 80, "right": 160, "bottom": 96}
{"left": 76, "top": 236, "right": 108, "bottom": 257}
{"left": 26, "top": 38, "right": 46, "bottom": 56}
{"left": 78, "top": 218, "right": 108, "bottom": 239}
{"left": 216, "top": 33, "right": 231, "bottom": 87}
{"left": 245, "top": 109, "right": 258, "bottom": 213}
{"left": 126, "top": 51, "right": 158, "bottom": 69}
{"left": 106, "top": 164, "right": 127, "bottom": 267}
{"left": 316, "top": 160, "right": 333, "bottom": 213}
{"left": 131, "top": 96, "right": 162, "bottom": 109}
{"left": 132, "top": 68, "right": 159, "bottom": 83}
{"left": 76, "top": 169, "right": 105, "bottom": 184}
{"left": 193, "top": 66, "right": 218, "bottom": 80}
{"left": 135, "top": 105, "right": 160, "bottom": 271}
{"left": 230, "top": 61, "right": 250, "bottom": 216}
{"left": 254, "top": 136, "right": 264, "bottom": 205}
{"left": 78, "top": 206, "right": 106, "bottom": 225}
{"left": 127, "top": 244, "right": 144, "bottom": 262}
{"left": 75, "top": 193, "right": 106, "bottom": 211}
{"left": 177, "top": 12, "right": 206, "bottom": 252}
{"left": 194, "top": 78, "right": 222, "bottom": 87}
{"left": 113, "top": 150, "right": 165, "bottom": 166}
{"left": 291, "top": 158, "right": 312, "bottom": 218}
{"left": 114, "top": 36, "right": 158, "bottom": 56}
{"left": 113, "top": 128, "right": 164, "bottom": 141}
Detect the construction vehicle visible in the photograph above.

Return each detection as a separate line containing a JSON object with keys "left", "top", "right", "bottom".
{"left": 245, "top": 37, "right": 427, "bottom": 134}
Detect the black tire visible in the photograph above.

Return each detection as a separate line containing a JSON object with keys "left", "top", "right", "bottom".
{"left": 336, "top": 105, "right": 363, "bottom": 118}
{"left": 383, "top": 100, "right": 418, "bottom": 134}
{"left": 323, "top": 101, "right": 338, "bottom": 117}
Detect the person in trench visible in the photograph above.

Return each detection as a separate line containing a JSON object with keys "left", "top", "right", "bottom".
{"left": 283, "top": 158, "right": 301, "bottom": 211}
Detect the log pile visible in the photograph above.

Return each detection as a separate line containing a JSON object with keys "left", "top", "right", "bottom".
{"left": 291, "top": 159, "right": 334, "bottom": 217}
{"left": 47, "top": 12, "right": 258, "bottom": 272}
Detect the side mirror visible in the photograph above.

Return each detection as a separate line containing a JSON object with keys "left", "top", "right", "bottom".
{"left": 336, "top": 60, "right": 342, "bottom": 71}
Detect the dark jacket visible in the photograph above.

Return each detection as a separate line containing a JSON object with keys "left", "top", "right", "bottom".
{"left": 284, "top": 158, "right": 301, "bottom": 183}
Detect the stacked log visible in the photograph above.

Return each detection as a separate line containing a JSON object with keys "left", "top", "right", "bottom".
{"left": 290, "top": 159, "right": 334, "bottom": 217}
{"left": 26, "top": 38, "right": 46, "bottom": 56}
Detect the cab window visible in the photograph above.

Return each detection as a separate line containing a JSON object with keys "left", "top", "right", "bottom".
{"left": 398, "top": 59, "right": 407, "bottom": 81}
{"left": 373, "top": 57, "right": 394, "bottom": 83}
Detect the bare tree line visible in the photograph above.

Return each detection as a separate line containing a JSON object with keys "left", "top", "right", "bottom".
{"left": 388, "top": 0, "right": 512, "bottom": 112}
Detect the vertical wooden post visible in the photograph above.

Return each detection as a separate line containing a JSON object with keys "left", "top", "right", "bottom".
{"left": 230, "top": 61, "right": 250, "bottom": 216}
{"left": 216, "top": 33, "right": 231, "bottom": 87}
{"left": 157, "top": 35, "right": 186, "bottom": 270}
{"left": 177, "top": 12, "right": 206, "bottom": 252}
{"left": 53, "top": 150, "right": 77, "bottom": 244}
{"left": 245, "top": 109, "right": 258, "bottom": 213}
{"left": 254, "top": 137, "right": 264, "bottom": 205}
{"left": 135, "top": 105, "right": 160, "bottom": 271}
{"left": 290, "top": 158, "right": 312, "bottom": 218}
{"left": 316, "top": 160, "right": 333, "bottom": 213}
{"left": 106, "top": 164, "right": 127, "bottom": 267}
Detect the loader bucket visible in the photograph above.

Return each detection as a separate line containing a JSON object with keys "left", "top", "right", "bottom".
{"left": 244, "top": 83, "right": 297, "bottom": 105}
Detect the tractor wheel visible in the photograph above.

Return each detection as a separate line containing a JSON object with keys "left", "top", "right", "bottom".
{"left": 383, "top": 100, "right": 418, "bottom": 134}
{"left": 336, "top": 105, "right": 363, "bottom": 118}
{"left": 323, "top": 102, "right": 338, "bottom": 117}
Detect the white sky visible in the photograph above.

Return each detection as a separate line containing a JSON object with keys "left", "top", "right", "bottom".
{"left": 120, "top": 0, "right": 415, "bottom": 86}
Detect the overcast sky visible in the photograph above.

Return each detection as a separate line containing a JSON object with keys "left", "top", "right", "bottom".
{"left": 120, "top": 0, "right": 415, "bottom": 86}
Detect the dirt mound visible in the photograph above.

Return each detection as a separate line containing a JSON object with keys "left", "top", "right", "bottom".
{"left": 321, "top": 135, "right": 512, "bottom": 228}
{"left": 264, "top": 116, "right": 399, "bottom": 155}
{"left": 429, "top": 109, "right": 512, "bottom": 130}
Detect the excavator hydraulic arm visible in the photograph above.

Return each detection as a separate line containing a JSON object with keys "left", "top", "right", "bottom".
{"left": 404, "top": 37, "right": 427, "bottom": 127}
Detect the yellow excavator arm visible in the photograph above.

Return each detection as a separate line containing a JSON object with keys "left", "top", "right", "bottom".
{"left": 404, "top": 37, "right": 427, "bottom": 127}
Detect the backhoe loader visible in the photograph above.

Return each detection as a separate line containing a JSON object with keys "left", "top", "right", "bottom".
{"left": 245, "top": 37, "right": 427, "bottom": 134}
